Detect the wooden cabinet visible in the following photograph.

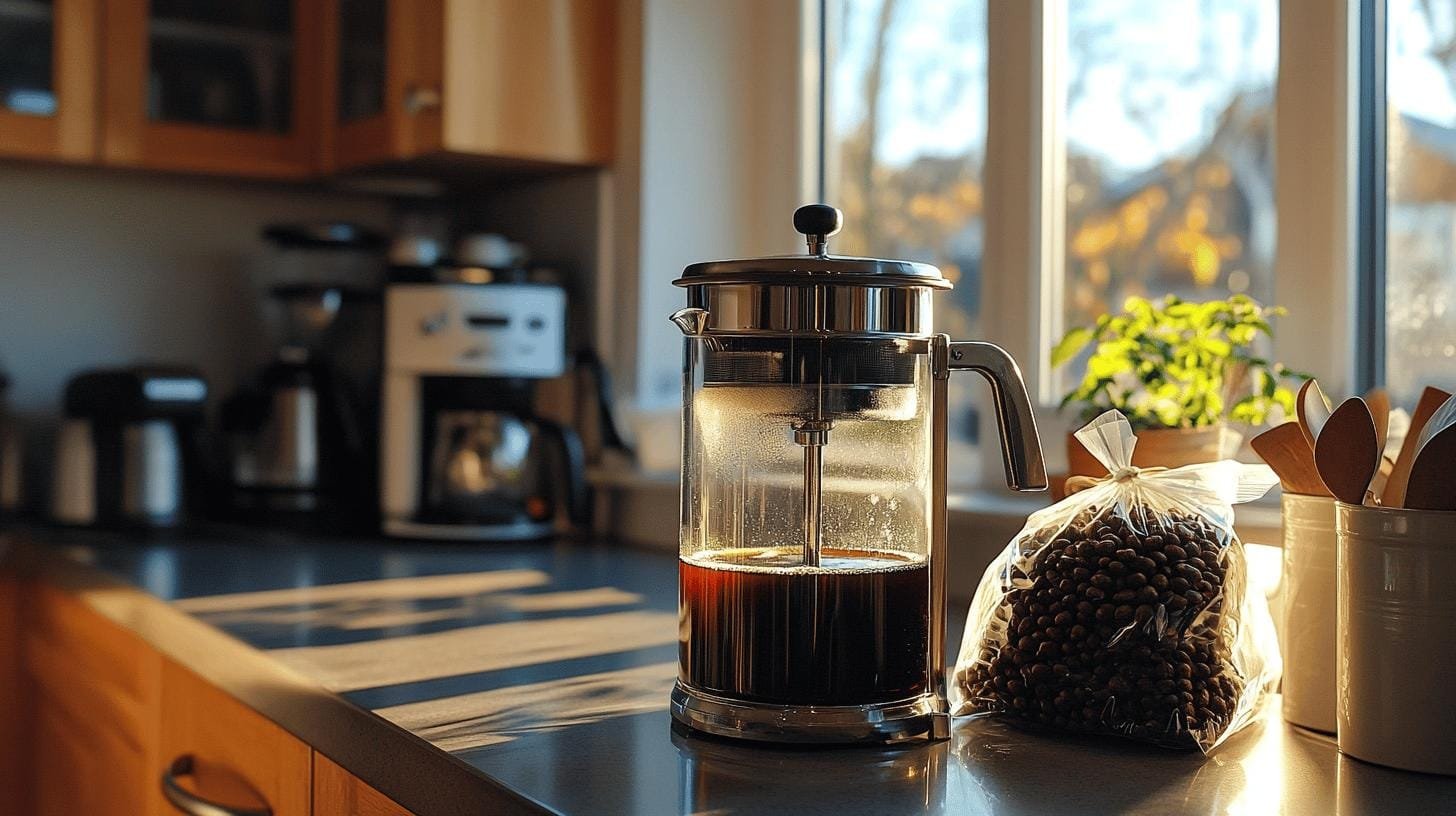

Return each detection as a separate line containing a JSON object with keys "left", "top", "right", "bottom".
{"left": 325, "top": 0, "right": 614, "bottom": 172}
{"left": 3, "top": 569, "right": 427, "bottom": 816}
{"left": 315, "top": 753, "right": 419, "bottom": 816}
{"left": 324, "top": 0, "right": 439, "bottom": 171}
{"left": 20, "top": 581, "right": 161, "bottom": 816}
{"left": 0, "top": 574, "right": 20, "bottom": 806}
{"left": 156, "top": 658, "right": 313, "bottom": 816}
{"left": 99, "top": 0, "right": 326, "bottom": 177}
{"left": 8, "top": 578, "right": 313, "bottom": 816}
{"left": 1, "top": 0, "right": 613, "bottom": 177}
{"left": 0, "top": 0, "right": 100, "bottom": 161}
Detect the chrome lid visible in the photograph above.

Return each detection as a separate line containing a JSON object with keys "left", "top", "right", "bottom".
{"left": 673, "top": 204, "right": 952, "bottom": 290}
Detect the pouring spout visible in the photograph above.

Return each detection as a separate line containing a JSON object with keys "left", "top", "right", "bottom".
{"left": 670, "top": 307, "right": 711, "bottom": 337}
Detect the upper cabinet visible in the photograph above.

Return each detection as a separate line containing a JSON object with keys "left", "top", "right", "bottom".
{"left": 0, "top": 0, "right": 613, "bottom": 178}
{"left": 100, "top": 0, "right": 324, "bottom": 177}
{"left": 325, "top": 0, "right": 615, "bottom": 173}
{"left": 0, "top": 0, "right": 99, "bottom": 161}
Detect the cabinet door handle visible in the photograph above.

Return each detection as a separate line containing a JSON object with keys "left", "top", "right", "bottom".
{"left": 161, "top": 755, "right": 272, "bottom": 816}
{"left": 403, "top": 85, "right": 442, "bottom": 114}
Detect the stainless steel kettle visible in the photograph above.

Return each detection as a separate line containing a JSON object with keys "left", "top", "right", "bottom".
{"left": 50, "top": 367, "right": 207, "bottom": 528}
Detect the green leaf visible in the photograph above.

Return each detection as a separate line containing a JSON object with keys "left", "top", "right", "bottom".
{"left": 1051, "top": 326, "right": 1095, "bottom": 368}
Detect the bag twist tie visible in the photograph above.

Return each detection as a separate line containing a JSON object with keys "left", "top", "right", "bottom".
{"left": 1064, "top": 465, "right": 1168, "bottom": 495}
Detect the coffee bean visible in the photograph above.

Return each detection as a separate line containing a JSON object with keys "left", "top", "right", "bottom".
{"left": 957, "top": 505, "right": 1245, "bottom": 750}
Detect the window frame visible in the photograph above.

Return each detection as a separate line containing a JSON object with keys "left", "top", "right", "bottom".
{"left": 813, "top": 0, "right": 1360, "bottom": 486}
{"left": 1355, "top": 0, "right": 1387, "bottom": 393}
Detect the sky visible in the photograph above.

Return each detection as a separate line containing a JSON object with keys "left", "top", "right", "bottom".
{"left": 1390, "top": 0, "right": 1456, "bottom": 126}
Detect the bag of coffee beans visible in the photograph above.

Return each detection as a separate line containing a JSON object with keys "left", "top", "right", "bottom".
{"left": 952, "top": 411, "right": 1281, "bottom": 752}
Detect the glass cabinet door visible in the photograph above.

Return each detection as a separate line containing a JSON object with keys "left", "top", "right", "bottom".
{"left": 330, "top": 0, "right": 442, "bottom": 170}
{"left": 102, "top": 0, "right": 317, "bottom": 176}
{"left": 338, "top": 0, "right": 386, "bottom": 124}
{"left": 0, "top": 0, "right": 97, "bottom": 161}
{"left": 145, "top": 0, "right": 293, "bottom": 132}
{"left": 0, "top": 0, "right": 56, "bottom": 118}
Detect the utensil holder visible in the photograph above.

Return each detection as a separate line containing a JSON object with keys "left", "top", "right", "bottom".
{"left": 1337, "top": 502, "right": 1456, "bottom": 775}
{"left": 1281, "top": 492, "right": 1337, "bottom": 733}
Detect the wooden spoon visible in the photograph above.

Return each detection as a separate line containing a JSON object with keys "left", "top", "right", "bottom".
{"left": 1382, "top": 386, "right": 1454, "bottom": 507}
{"left": 1405, "top": 395, "right": 1456, "bottom": 511}
{"left": 1297, "top": 379, "right": 1333, "bottom": 450}
{"left": 1314, "top": 397, "right": 1380, "bottom": 505}
{"left": 1251, "top": 421, "right": 1329, "bottom": 496}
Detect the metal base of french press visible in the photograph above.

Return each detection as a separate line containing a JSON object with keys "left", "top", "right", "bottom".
{"left": 670, "top": 682, "right": 950, "bottom": 745}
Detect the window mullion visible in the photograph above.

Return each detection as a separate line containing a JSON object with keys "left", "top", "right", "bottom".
{"left": 982, "top": 0, "right": 1066, "bottom": 482}
{"left": 1275, "top": 0, "right": 1358, "bottom": 394}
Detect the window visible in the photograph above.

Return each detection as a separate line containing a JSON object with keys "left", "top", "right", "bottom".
{"left": 823, "top": 1, "right": 1286, "bottom": 483}
{"left": 1056, "top": 1, "right": 1279, "bottom": 395}
{"left": 1384, "top": 0, "right": 1456, "bottom": 404}
{"left": 825, "top": 0, "right": 989, "bottom": 482}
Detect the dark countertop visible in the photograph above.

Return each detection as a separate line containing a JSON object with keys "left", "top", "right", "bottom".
{"left": 5, "top": 525, "right": 1456, "bottom": 816}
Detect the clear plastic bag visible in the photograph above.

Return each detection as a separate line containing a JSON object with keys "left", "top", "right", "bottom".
{"left": 952, "top": 411, "right": 1282, "bottom": 752}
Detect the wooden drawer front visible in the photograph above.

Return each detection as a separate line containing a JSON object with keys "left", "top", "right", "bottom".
{"left": 158, "top": 658, "right": 311, "bottom": 816}
{"left": 19, "top": 580, "right": 162, "bottom": 816}
{"left": 314, "top": 754, "right": 418, "bottom": 816}
{"left": 25, "top": 581, "right": 156, "bottom": 705}
{"left": 32, "top": 685, "right": 152, "bottom": 816}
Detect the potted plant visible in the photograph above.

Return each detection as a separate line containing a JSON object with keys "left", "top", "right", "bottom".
{"left": 1052, "top": 294, "right": 1301, "bottom": 481}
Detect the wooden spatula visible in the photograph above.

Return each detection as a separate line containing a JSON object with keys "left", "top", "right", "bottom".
{"left": 1314, "top": 397, "right": 1380, "bottom": 505}
{"left": 1369, "top": 455, "right": 1397, "bottom": 503}
{"left": 1405, "top": 395, "right": 1456, "bottom": 511}
{"left": 1251, "top": 421, "right": 1329, "bottom": 496}
{"left": 1298, "top": 379, "right": 1333, "bottom": 450}
{"left": 1365, "top": 387, "right": 1391, "bottom": 463}
{"left": 1382, "top": 386, "right": 1454, "bottom": 507}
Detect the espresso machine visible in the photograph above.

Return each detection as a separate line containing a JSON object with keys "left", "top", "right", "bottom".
{"left": 380, "top": 268, "right": 585, "bottom": 540}
{"left": 669, "top": 204, "right": 1047, "bottom": 743}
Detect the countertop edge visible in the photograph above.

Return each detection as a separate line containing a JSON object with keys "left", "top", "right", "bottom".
{"left": 2, "top": 535, "right": 558, "bottom": 816}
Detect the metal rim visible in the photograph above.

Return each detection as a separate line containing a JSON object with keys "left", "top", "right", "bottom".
{"left": 669, "top": 683, "right": 949, "bottom": 744}
{"left": 675, "top": 256, "right": 950, "bottom": 289}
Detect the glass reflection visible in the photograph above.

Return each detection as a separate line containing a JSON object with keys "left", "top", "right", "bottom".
{"left": 673, "top": 726, "right": 946, "bottom": 815}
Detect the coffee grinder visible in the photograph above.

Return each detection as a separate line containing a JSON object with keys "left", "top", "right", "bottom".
{"left": 669, "top": 205, "right": 1048, "bottom": 743}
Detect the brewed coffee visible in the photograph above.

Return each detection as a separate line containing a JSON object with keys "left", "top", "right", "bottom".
{"left": 679, "top": 547, "right": 929, "bottom": 706}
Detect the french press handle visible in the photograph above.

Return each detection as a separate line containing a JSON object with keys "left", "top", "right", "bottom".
{"left": 945, "top": 341, "right": 1048, "bottom": 492}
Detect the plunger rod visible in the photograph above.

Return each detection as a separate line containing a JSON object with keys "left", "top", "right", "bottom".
{"left": 803, "top": 444, "right": 822, "bottom": 567}
{"left": 793, "top": 420, "right": 831, "bottom": 567}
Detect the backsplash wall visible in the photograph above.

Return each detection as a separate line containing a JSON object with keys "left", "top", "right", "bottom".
{"left": 0, "top": 163, "right": 390, "bottom": 417}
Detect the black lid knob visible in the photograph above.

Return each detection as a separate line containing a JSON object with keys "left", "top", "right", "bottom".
{"left": 794, "top": 204, "right": 842, "bottom": 256}
{"left": 793, "top": 204, "right": 843, "bottom": 238}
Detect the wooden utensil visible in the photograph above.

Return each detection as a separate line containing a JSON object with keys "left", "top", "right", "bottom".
{"left": 1382, "top": 386, "right": 1454, "bottom": 507}
{"left": 1251, "top": 421, "right": 1329, "bottom": 496}
{"left": 1297, "top": 379, "right": 1333, "bottom": 450}
{"left": 1314, "top": 397, "right": 1381, "bottom": 505}
{"left": 1365, "top": 387, "right": 1391, "bottom": 463}
{"left": 1404, "top": 395, "right": 1456, "bottom": 511}
{"left": 1369, "top": 455, "right": 1397, "bottom": 502}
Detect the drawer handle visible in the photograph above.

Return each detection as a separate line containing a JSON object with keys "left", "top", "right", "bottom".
{"left": 161, "top": 755, "right": 272, "bottom": 816}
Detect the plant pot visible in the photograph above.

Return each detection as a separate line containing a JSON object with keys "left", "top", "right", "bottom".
{"left": 1065, "top": 423, "right": 1242, "bottom": 483}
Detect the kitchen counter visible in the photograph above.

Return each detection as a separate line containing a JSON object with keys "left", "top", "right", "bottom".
{"left": 4, "top": 525, "right": 1454, "bottom": 816}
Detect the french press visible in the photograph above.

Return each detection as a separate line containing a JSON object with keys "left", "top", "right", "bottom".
{"left": 669, "top": 204, "right": 1047, "bottom": 743}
